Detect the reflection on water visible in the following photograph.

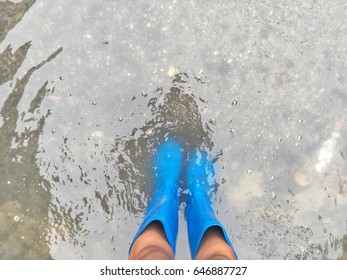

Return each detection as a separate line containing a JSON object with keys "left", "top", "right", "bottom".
{"left": 0, "top": 41, "right": 31, "bottom": 86}
{"left": 1, "top": 0, "right": 346, "bottom": 259}
{"left": 0, "top": 0, "right": 34, "bottom": 86}
{"left": 0, "top": 0, "right": 62, "bottom": 259}
{"left": 0, "top": 50, "right": 63, "bottom": 256}
{"left": 0, "top": 0, "right": 35, "bottom": 43}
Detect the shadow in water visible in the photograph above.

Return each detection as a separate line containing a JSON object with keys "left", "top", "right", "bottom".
{"left": 104, "top": 73, "right": 217, "bottom": 216}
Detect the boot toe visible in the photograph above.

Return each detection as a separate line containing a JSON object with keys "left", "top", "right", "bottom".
{"left": 187, "top": 149, "right": 214, "bottom": 191}
{"left": 154, "top": 139, "right": 183, "bottom": 184}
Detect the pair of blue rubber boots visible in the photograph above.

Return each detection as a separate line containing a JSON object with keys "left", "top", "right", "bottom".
{"left": 129, "top": 139, "right": 237, "bottom": 259}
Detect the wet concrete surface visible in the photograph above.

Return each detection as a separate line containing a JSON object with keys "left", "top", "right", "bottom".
{"left": 0, "top": 0, "right": 346, "bottom": 259}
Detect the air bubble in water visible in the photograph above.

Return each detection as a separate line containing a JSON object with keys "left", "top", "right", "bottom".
{"left": 271, "top": 192, "right": 277, "bottom": 200}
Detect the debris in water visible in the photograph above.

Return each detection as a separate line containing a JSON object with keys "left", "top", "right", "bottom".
{"left": 167, "top": 66, "right": 176, "bottom": 77}
{"left": 294, "top": 172, "right": 309, "bottom": 187}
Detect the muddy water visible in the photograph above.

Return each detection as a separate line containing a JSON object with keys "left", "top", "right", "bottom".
{"left": 0, "top": 0, "right": 346, "bottom": 259}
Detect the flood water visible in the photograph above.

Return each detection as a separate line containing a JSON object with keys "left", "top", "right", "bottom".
{"left": 0, "top": 0, "right": 346, "bottom": 259}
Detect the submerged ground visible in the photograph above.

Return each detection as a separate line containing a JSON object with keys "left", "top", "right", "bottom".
{"left": 0, "top": 0, "right": 346, "bottom": 259}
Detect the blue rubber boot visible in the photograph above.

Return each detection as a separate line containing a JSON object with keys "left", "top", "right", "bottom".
{"left": 186, "top": 149, "right": 238, "bottom": 259}
{"left": 129, "top": 139, "right": 183, "bottom": 255}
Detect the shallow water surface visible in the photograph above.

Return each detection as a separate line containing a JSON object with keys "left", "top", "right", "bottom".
{"left": 0, "top": 0, "right": 346, "bottom": 259}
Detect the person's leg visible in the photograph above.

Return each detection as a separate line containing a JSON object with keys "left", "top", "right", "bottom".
{"left": 129, "top": 221, "right": 174, "bottom": 260}
{"left": 128, "top": 139, "right": 183, "bottom": 260}
{"left": 195, "top": 227, "right": 237, "bottom": 260}
{"left": 186, "top": 149, "right": 238, "bottom": 260}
